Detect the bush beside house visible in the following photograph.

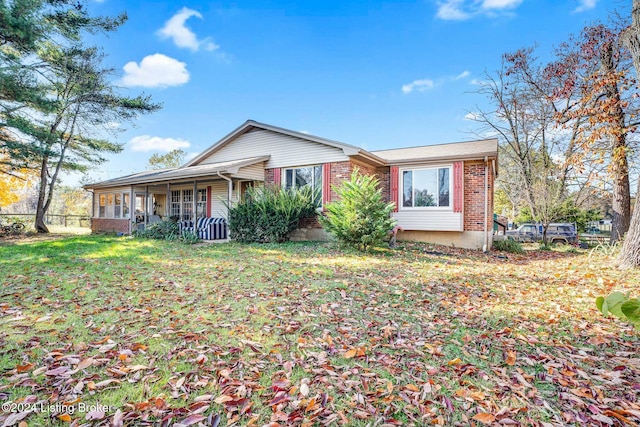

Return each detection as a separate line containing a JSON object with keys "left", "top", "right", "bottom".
{"left": 228, "top": 186, "right": 318, "bottom": 243}
{"left": 320, "top": 170, "right": 396, "bottom": 251}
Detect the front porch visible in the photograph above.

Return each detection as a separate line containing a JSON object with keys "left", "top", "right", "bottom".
{"left": 86, "top": 156, "right": 269, "bottom": 238}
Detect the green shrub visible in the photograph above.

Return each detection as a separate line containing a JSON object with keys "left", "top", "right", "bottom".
{"left": 181, "top": 230, "right": 200, "bottom": 245}
{"left": 228, "top": 185, "right": 318, "bottom": 243}
{"left": 596, "top": 292, "right": 640, "bottom": 329}
{"left": 493, "top": 238, "right": 525, "bottom": 254}
{"left": 319, "top": 170, "right": 396, "bottom": 251}
{"left": 134, "top": 218, "right": 180, "bottom": 240}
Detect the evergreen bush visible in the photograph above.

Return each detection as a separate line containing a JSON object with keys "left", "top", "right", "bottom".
{"left": 319, "top": 170, "right": 396, "bottom": 251}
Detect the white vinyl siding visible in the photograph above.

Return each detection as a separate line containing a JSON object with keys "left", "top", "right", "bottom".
{"left": 209, "top": 181, "right": 237, "bottom": 219}
{"left": 198, "top": 129, "right": 349, "bottom": 168}
{"left": 392, "top": 211, "right": 463, "bottom": 232}
{"left": 233, "top": 163, "right": 265, "bottom": 181}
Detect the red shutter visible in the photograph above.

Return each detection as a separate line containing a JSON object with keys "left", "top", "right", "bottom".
{"left": 390, "top": 166, "right": 399, "bottom": 212}
{"left": 206, "top": 186, "right": 211, "bottom": 217}
{"left": 322, "top": 163, "right": 332, "bottom": 208}
{"left": 273, "top": 168, "right": 281, "bottom": 186}
{"left": 453, "top": 161, "right": 463, "bottom": 213}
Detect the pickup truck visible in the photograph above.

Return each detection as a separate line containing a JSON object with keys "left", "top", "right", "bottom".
{"left": 505, "top": 223, "right": 578, "bottom": 245}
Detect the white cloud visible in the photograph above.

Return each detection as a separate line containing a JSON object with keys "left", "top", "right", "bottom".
{"left": 436, "top": 0, "right": 469, "bottom": 20}
{"left": 481, "top": 0, "right": 523, "bottom": 9}
{"left": 121, "top": 54, "right": 189, "bottom": 88}
{"left": 158, "top": 7, "right": 219, "bottom": 52}
{"left": 453, "top": 70, "right": 471, "bottom": 80}
{"left": 402, "top": 79, "right": 435, "bottom": 94}
{"left": 464, "top": 112, "right": 480, "bottom": 121}
{"left": 130, "top": 135, "right": 191, "bottom": 152}
{"left": 573, "top": 0, "right": 596, "bottom": 13}
{"left": 436, "top": 0, "right": 523, "bottom": 20}
{"left": 402, "top": 71, "right": 470, "bottom": 94}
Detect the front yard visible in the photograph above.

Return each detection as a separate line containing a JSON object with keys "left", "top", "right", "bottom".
{"left": 0, "top": 236, "right": 638, "bottom": 426}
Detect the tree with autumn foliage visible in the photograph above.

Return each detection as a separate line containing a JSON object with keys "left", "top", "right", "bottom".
{"left": 469, "top": 53, "right": 592, "bottom": 244}
{"left": 543, "top": 24, "right": 639, "bottom": 244}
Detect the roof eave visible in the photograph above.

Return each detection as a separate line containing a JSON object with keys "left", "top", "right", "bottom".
{"left": 385, "top": 152, "right": 498, "bottom": 166}
{"left": 85, "top": 155, "right": 270, "bottom": 189}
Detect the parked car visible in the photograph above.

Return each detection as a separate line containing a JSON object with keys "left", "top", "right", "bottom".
{"left": 505, "top": 223, "right": 578, "bottom": 245}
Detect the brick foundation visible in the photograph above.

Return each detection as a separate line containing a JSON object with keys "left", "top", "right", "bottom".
{"left": 91, "top": 218, "right": 130, "bottom": 234}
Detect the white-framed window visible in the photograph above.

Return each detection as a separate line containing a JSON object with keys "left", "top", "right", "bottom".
{"left": 401, "top": 166, "right": 451, "bottom": 208}
{"left": 182, "top": 189, "right": 193, "bottom": 221}
{"left": 114, "top": 193, "right": 122, "bottom": 218}
{"left": 284, "top": 165, "right": 322, "bottom": 206}
{"left": 99, "top": 194, "right": 106, "bottom": 218}
{"left": 96, "top": 192, "right": 131, "bottom": 219}
{"left": 170, "top": 190, "right": 181, "bottom": 218}
{"left": 197, "top": 189, "right": 207, "bottom": 217}
{"left": 123, "top": 194, "right": 130, "bottom": 218}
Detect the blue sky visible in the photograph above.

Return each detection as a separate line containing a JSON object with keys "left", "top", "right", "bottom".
{"left": 76, "top": 0, "right": 624, "bottom": 185}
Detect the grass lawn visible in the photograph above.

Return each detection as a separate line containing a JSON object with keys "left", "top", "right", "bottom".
{"left": 0, "top": 235, "right": 639, "bottom": 426}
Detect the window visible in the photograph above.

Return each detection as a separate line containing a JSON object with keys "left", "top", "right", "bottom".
{"left": 197, "top": 189, "right": 207, "bottom": 217}
{"left": 99, "top": 194, "right": 106, "bottom": 218}
{"left": 182, "top": 189, "right": 193, "bottom": 221}
{"left": 402, "top": 166, "right": 451, "bottom": 208}
{"left": 106, "top": 194, "right": 114, "bottom": 218}
{"left": 123, "top": 194, "right": 130, "bottom": 218}
{"left": 97, "top": 192, "right": 131, "bottom": 219}
{"left": 114, "top": 194, "right": 122, "bottom": 218}
{"left": 171, "top": 191, "right": 181, "bottom": 218}
{"left": 284, "top": 165, "right": 322, "bottom": 206}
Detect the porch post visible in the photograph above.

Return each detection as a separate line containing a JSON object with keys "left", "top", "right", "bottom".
{"left": 129, "top": 186, "right": 134, "bottom": 234}
{"left": 193, "top": 180, "right": 198, "bottom": 223}
{"left": 227, "top": 179, "right": 232, "bottom": 218}
{"left": 166, "top": 183, "right": 170, "bottom": 217}
{"left": 145, "top": 185, "right": 149, "bottom": 225}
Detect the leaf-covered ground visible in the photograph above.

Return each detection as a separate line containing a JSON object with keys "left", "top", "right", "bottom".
{"left": 0, "top": 236, "right": 638, "bottom": 427}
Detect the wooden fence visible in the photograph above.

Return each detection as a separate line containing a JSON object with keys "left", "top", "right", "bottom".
{"left": 0, "top": 213, "right": 90, "bottom": 228}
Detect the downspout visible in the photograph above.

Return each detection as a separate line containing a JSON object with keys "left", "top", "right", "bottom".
{"left": 217, "top": 171, "right": 233, "bottom": 216}
{"left": 483, "top": 156, "right": 489, "bottom": 253}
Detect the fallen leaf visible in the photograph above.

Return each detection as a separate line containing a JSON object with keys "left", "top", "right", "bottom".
{"left": 472, "top": 413, "right": 496, "bottom": 425}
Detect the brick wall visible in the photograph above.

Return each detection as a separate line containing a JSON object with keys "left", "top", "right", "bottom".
{"left": 329, "top": 161, "right": 352, "bottom": 202}
{"left": 265, "top": 161, "right": 389, "bottom": 229}
{"left": 463, "top": 160, "right": 493, "bottom": 232}
{"left": 376, "top": 167, "right": 391, "bottom": 203}
{"left": 265, "top": 168, "right": 276, "bottom": 186}
{"left": 91, "top": 218, "right": 130, "bottom": 234}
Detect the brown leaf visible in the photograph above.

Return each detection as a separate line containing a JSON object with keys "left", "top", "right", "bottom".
{"left": 16, "top": 363, "right": 34, "bottom": 373}
{"left": 77, "top": 358, "right": 94, "bottom": 370}
{"left": 505, "top": 350, "right": 516, "bottom": 366}
{"left": 214, "top": 395, "right": 234, "bottom": 404}
{"left": 344, "top": 348, "right": 357, "bottom": 359}
{"left": 472, "top": 413, "right": 496, "bottom": 425}
{"left": 447, "top": 357, "right": 462, "bottom": 366}
{"left": 57, "top": 413, "right": 72, "bottom": 422}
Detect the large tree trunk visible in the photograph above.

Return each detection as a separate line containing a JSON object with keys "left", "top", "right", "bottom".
{"left": 619, "top": 178, "right": 640, "bottom": 268}
{"left": 618, "top": 0, "right": 640, "bottom": 267}
{"left": 600, "top": 40, "right": 631, "bottom": 243}
{"left": 35, "top": 157, "right": 50, "bottom": 233}
{"left": 610, "top": 138, "right": 631, "bottom": 243}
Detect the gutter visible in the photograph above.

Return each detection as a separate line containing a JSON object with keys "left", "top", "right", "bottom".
{"left": 217, "top": 171, "right": 233, "bottom": 213}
